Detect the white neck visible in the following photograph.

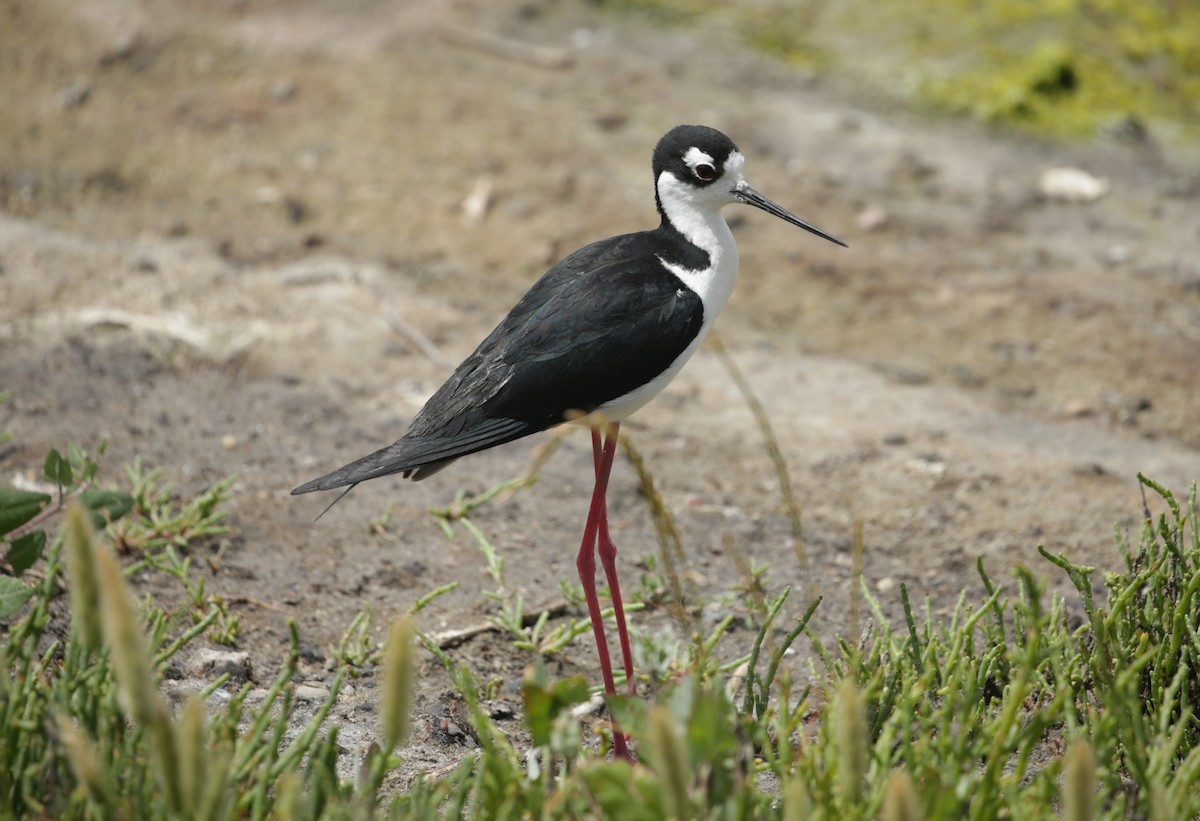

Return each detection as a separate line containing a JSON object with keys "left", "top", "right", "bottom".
{"left": 655, "top": 171, "right": 741, "bottom": 317}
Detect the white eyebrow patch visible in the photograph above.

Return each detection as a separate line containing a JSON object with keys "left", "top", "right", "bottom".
{"left": 682, "top": 146, "right": 716, "bottom": 171}
{"left": 724, "top": 151, "right": 745, "bottom": 178}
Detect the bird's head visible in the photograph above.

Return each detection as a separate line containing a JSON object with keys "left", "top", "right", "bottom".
{"left": 652, "top": 124, "right": 846, "bottom": 248}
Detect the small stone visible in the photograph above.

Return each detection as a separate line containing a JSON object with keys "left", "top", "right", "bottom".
{"left": 220, "top": 434, "right": 238, "bottom": 450}
{"left": 58, "top": 83, "right": 92, "bottom": 110}
{"left": 904, "top": 455, "right": 946, "bottom": 477}
{"left": 297, "top": 149, "right": 320, "bottom": 173}
{"left": 162, "top": 680, "right": 206, "bottom": 702}
{"left": 243, "top": 687, "right": 270, "bottom": 705}
{"left": 297, "top": 638, "right": 325, "bottom": 664}
{"left": 1103, "top": 244, "right": 1131, "bottom": 266}
{"left": 271, "top": 81, "right": 298, "bottom": 103}
{"left": 892, "top": 150, "right": 938, "bottom": 182}
{"left": 488, "top": 702, "right": 515, "bottom": 720}
{"left": 593, "top": 110, "right": 627, "bottom": 131}
{"left": 98, "top": 31, "right": 145, "bottom": 67}
{"left": 461, "top": 176, "right": 494, "bottom": 224}
{"left": 572, "top": 28, "right": 597, "bottom": 49}
{"left": 949, "top": 365, "right": 985, "bottom": 388}
{"left": 1102, "top": 115, "right": 1149, "bottom": 144}
{"left": 1062, "top": 399, "right": 1094, "bottom": 418}
{"left": 855, "top": 203, "right": 890, "bottom": 232}
{"left": 875, "top": 577, "right": 896, "bottom": 593}
{"left": 880, "top": 363, "right": 931, "bottom": 386}
{"left": 187, "top": 649, "right": 252, "bottom": 682}
{"left": 294, "top": 685, "right": 331, "bottom": 702}
{"left": 284, "top": 196, "right": 310, "bottom": 224}
{"left": 1038, "top": 167, "right": 1110, "bottom": 203}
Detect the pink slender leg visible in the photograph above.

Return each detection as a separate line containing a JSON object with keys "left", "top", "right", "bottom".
{"left": 592, "top": 427, "right": 636, "bottom": 696}
{"left": 577, "top": 427, "right": 632, "bottom": 761}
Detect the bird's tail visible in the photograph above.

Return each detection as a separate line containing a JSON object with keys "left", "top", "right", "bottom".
{"left": 291, "top": 417, "right": 534, "bottom": 497}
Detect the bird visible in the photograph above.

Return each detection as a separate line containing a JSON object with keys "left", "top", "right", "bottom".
{"left": 293, "top": 124, "right": 845, "bottom": 760}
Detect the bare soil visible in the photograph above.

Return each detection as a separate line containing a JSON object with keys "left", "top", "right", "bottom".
{"left": 2, "top": 0, "right": 1198, "bottom": 778}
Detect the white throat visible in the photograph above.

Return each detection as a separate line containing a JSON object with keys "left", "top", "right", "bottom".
{"left": 594, "top": 156, "right": 748, "bottom": 423}
{"left": 654, "top": 169, "right": 741, "bottom": 318}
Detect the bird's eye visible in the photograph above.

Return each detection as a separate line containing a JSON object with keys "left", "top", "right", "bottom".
{"left": 693, "top": 163, "right": 717, "bottom": 181}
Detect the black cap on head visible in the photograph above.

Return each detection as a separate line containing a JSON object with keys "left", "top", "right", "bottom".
{"left": 652, "top": 125, "right": 740, "bottom": 188}
{"left": 651, "top": 124, "right": 848, "bottom": 248}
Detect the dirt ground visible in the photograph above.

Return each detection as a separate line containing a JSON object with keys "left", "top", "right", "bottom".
{"left": 2, "top": 0, "right": 1198, "bottom": 778}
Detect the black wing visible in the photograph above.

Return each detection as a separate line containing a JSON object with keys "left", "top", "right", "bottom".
{"left": 292, "top": 241, "right": 703, "bottom": 494}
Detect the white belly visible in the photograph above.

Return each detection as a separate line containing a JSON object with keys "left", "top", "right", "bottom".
{"left": 588, "top": 197, "right": 741, "bottom": 425}
{"left": 593, "top": 334, "right": 706, "bottom": 421}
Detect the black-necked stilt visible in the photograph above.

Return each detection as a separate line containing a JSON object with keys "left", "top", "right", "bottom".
{"left": 293, "top": 124, "right": 845, "bottom": 760}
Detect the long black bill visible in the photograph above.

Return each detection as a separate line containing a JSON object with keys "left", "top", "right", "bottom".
{"left": 735, "top": 185, "right": 847, "bottom": 248}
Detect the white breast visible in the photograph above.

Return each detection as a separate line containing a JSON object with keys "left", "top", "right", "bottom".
{"left": 595, "top": 183, "right": 742, "bottom": 421}
{"left": 589, "top": 149, "right": 751, "bottom": 422}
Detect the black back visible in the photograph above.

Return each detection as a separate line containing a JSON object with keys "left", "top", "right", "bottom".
{"left": 408, "top": 226, "right": 705, "bottom": 442}
{"left": 290, "top": 125, "right": 743, "bottom": 494}
{"left": 293, "top": 227, "right": 705, "bottom": 491}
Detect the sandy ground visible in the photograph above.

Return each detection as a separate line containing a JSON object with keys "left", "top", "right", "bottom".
{"left": 2, "top": 0, "right": 1198, "bottom": 777}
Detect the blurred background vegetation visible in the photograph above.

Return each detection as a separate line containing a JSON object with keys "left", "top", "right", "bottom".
{"left": 594, "top": 0, "right": 1200, "bottom": 144}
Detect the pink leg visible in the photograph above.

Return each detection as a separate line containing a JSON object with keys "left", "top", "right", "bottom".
{"left": 592, "top": 427, "right": 636, "bottom": 696}
{"left": 578, "top": 426, "right": 632, "bottom": 761}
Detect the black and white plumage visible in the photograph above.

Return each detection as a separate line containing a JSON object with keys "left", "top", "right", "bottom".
{"left": 293, "top": 125, "right": 843, "bottom": 493}
{"left": 293, "top": 124, "right": 844, "bottom": 759}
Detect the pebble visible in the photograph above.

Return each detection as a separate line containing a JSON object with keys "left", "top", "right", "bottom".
{"left": 461, "top": 176, "right": 494, "bottom": 224}
{"left": 592, "top": 110, "right": 627, "bottom": 131}
{"left": 949, "top": 365, "right": 986, "bottom": 388}
{"left": 1103, "top": 244, "right": 1132, "bottom": 266}
{"left": 1062, "top": 399, "right": 1094, "bottom": 418}
{"left": 98, "top": 31, "right": 144, "bottom": 67}
{"left": 1038, "top": 167, "right": 1110, "bottom": 203}
{"left": 243, "top": 688, "right": 270, "bottom": 705}
{"left": 271, "top": 81, "right": 298, "bottom": 103}
{"left": 572, "top": 28, "right": 597, "bottom": 49}
{"left": 487, "top": 702, "right": 515, "bottom": 720}
{"left": 58, "top": 83, "right": 92, "bottom": 110}
{"left": 132, "top": 255, "right": 158, "bottom": 274}
{"left": 187, "top": 648, "right": 253, "bottom": 682}
{"left": 294, "top": 685, "right": 331, "bottom": 702}
{"left": 284, "top": 196, "right": 310, "bottom": 224}
{"left": 855, "top": 203, "right": 890, "bottom": 232}
{"left": 904, "top": 455, "right": 946, "bottom": 477}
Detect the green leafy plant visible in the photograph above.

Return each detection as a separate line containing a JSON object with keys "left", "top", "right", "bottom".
{"left": 2, "top": 425, "right": 1197, "bottom": 820}
{"left": 332, "top": 606, "right": 383, "bottom": 673}
{"left": 111, "top": 458, "right": 232, "bottom": 554}
{"left": 1, "top": 440, "right": 134, "bottom": 619}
